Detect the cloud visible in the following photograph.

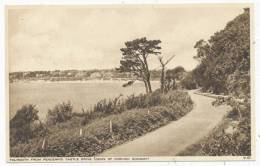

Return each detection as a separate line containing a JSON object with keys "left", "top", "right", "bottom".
{"left": 8, "top": 5, "right": 245, "bottom": 72}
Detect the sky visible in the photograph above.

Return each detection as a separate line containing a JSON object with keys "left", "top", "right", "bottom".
{"left": 7, "top": 5, "right": 247, "bottom": 72}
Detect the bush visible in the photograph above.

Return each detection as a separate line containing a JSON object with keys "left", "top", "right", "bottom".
{"left": 226, "top": 71, "right": 250, "bottom": 99}
{"left": 201, "top": 104, "right": 251, "bottom": 156}
{"left": 81, "top": 90, "right": 165, "bottom": 126}
{"left": 10, "top": 105, "right": 41, "bottom": 146}
{"left": 46, "top": 101, "right": 73, "bottom": 125}
{"left": 125, "top": 89, "right": 163, "bottom": 109}
{"left": 125, "top": 94, "right": 147, "bottom": 109}
{"left": 79, "top": 96, "right": 125, "bottom": 125}
{"left": 93, "top": 95, "right": 125, "bottom": 115}
{"left": 77, "top": 90, "right": 191, "bottom": 127}
{"left": 10, "top": 104, "right": 39, "bottom": 128}
{"left": 181, "top": 72, "right": 197, "bottom": 90}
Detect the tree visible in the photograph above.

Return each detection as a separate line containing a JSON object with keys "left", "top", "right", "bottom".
{"left": 191, "top": 8, "right": 250, "bottom": 95}
{"left": 10, "top": 104, "right": 40, "bottom": 145}
{"left": 164, "top": 66, "right": 186, "bottom": 92}
{"left": 157, "top": 54, "right": 175, "bottom": 93}
{"left": 117, "top": 37, "right": 161, "bottom": 94}
{"left": 193, "top": 39, "right": 210, "bottom": 61}
{"left": 181, "top": 72, "right": 197, "bottom": 90}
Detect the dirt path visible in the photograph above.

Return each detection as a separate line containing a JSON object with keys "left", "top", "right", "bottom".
{"left": 98, "top": 91, "right": 231, "bottom": 157}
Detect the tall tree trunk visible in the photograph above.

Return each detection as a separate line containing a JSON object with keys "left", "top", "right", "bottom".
{"left": 146, "top": 74, "right": 152, "bottom": 93}
{"left": 160, "top": 66, "right": 165, "bottom": 93}
{"left": 142, "top": 54, "right": 152, "bottom": 94}
{"left": 143, "top": 80, "right": 149, "bottom": 94}
{"left": 157, "top": 55, "right": 175, "bottom": 94}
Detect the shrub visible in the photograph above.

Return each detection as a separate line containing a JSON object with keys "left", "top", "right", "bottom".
{"left": 201, "top": 105, "right": 251, "bottom": 156}
{"left": 125, "top": 94, "right": 148, "bottom": 109}
{"left": 93, "top": 95, "right": 125, "bottom": 114}
{"left": 163, "top": 66, "right": 186, "bottom": 93}
{"left": 80, "top": 95, "right": 125, "bottom": 126}
{"left": 181, "top": 72, "right": 197, "bottom": 90}
{"left": 46, "top": 101, "right": 73, "bottom": 125}
{"left": 81, "top": 91, "right": 164, "bottom": 126}
{"left": 226, "top": 70, "right": 250, "bottom": 99}
{"left": 10, "top": 105, "right": 40, "bottom": 146}
{"left": 10, "top": 104, "right": 39, "bottom": 128}
{"left": 125, "top": 89, "right": 162, "bottom": 109}
{"left": 80, "top": 90, "right": 192, "bottom": 127}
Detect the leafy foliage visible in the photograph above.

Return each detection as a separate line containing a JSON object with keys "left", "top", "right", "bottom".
{"left": 10, "top": 105, "right": 46, "bottom": 146}
{"left": 198, "top": 9, "right": 251, "bottom": 155}
{"left": 180, "top": 72, "right": 197, "bottom": 90}
{"left": 190, "top": 9, "right": 250, "bottom": 95}
{"left": 178, "top": 8, "right": 251, "bottom": 156}
{"left": 81, "top": 89, "right": 184, "bottom": 126}
{"left": 117, "top": 37, "right": 162, "bottom": 93}
{"left": 201, "top": 100, "right": 251, "bottom": 156}
{"left": 92, "top": 95, "right": 125, "bottom": 115}
{"left": 164, "top": 66, "right": 186, "bottom": 92}
{"left": 157, "top": 54, "right": 176, "bottom": 93}
{"left": 46, "top": 101, "right": 73, "bottom": 125}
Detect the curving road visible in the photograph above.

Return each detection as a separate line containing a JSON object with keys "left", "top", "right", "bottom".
{"left": 98, "top": 90, "right": 231, "bottom": 157}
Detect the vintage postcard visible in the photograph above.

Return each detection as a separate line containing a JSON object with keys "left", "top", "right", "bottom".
{"left": 6, "top": 4, "right": 255, "bottom": 162}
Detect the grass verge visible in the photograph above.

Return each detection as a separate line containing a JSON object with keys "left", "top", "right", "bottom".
{"left": 11, "top": 90, "right": 193, "bottom": 157}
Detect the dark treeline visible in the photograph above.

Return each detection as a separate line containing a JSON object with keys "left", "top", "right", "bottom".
{"left": 185, "top": 8, "right": 250, "bottom": 98}
{"left": 178, "top": 8, "right": 251, "bottom": 156}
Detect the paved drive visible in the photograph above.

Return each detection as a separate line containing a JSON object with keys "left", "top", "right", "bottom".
{"left": 99, "top": 91, "right": 231, "bottom": 157}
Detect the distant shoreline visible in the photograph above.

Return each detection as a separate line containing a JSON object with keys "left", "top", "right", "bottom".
{"left": 10, "top": 79, "right": 160, "bottom": 84}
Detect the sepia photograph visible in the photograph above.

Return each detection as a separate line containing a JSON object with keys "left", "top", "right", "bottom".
{"left": 6, "top": 3, "right": 254, "bottom": 162}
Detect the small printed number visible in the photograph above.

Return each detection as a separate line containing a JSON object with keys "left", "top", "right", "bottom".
{"left": 243, "top": 156, "right": 251, "bottom": 159}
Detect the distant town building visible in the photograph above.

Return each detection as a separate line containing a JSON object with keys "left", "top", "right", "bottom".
{"left": 67, "top": 72, "right": 73, "bottom": 77}
{"left": 36, "top": 73, "right": 45, "bottom": 78}
{"left": 103, "top": 72, "right": 113, "bottom": 78}
{"left": 75, "top": 71, "right": 85, "bottom": 78}
{"left": 59, "top": 71, "right": 67, "bottom": 77}
{"left": 50, "top": 70, "right": 60, "bottom": 77}
{"left": 90, "top": 72, "right": 102, "bottom": 79}
{"left": 23, "top": 72, "right": 31, "bottom": 77}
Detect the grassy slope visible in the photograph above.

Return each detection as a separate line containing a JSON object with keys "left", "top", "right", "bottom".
{"left": 11, "top": 90, "right": 193, "bottom": 157}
